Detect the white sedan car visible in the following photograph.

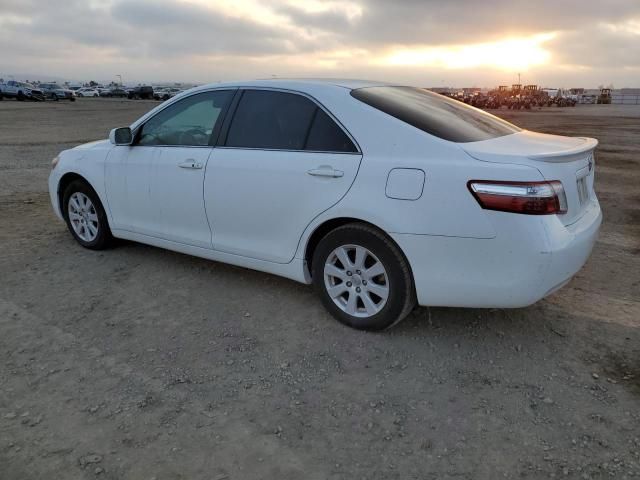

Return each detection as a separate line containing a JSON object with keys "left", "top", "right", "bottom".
{"left": 75, "top": 88, "right": 100, "bottom": 97}
{"left": 48, "top": 79, "right": 601, "bottom": 330}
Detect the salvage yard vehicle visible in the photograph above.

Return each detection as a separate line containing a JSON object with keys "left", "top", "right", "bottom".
{"left": 154, "top": 87, "right": 182, "bottom": 101}
{"left": 128, "top": 85, "right": 154, "bottom": 100}
{"left": 75, "top": 87, "right": 100, "bottom": 97}
{"left": 48, "top": 79, "right": 602, "bottom": 330}
{"left": 0, "top": 80, "right": 45, "bottom": 101}
{"left": 39, "top": 83, "right": 76, "bottom": 101}
{"left": 100, "top": 87, "right": 128, "bottom": 98}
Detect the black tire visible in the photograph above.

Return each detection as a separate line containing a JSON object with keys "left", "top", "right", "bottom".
{"left": 62, "top": 179, "right": 113, "bottom": 250}
{"left": 17, "top": 91, "right": 25, "bottom": 101}
{"left": 312, "top": 223, "right": 416, "bottom": 331}
{"left": 70, "top": 97, "right": 76, "bottom": 102}
{"left": 53, "top": 94, "right": 59, "bottom": 101}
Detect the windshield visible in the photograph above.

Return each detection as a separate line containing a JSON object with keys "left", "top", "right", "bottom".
{"left": 350, "top": 86, "right": 521, "bottom": 143}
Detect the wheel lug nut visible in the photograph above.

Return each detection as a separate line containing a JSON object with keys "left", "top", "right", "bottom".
{"left": 346, "top": 271, "right": 352, "bottom": 276}
{"left": 362, "top": 280, "right": 367, "bottom": 285}
{"left": 356, "top": 270, "right": 361, "bottom": 275}
{"left": 346, "top": 281, "right": 352, "bottom": 287}
{"left": 356, "top": 287, "right": 361, "bottom": 293}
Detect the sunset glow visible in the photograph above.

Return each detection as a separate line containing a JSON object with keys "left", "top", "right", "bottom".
{"left": 1, "top": 0, "right": 638, "bottom": 85}
{"left": 382, "top": 33, "right": 556, "bottom": 71}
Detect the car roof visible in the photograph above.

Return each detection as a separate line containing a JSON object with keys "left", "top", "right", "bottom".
{"left": 190, "top": 78, "right": 391, "bottom": 94}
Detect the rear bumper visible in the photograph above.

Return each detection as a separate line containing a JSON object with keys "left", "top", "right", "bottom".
{"left": 391, "top": 198, "right": 601, "bottom": 308}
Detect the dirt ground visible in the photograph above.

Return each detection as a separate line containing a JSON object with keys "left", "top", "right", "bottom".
{"left": 1, "top": 98, "right": 639, "bottom": 480}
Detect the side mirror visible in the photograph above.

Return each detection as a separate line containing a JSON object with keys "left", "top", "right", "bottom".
{"left": 109, "top": 127, "right": 133, "bottom": 145}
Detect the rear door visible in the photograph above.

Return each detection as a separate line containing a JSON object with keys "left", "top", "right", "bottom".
{"left": 204, "top": 88, "right": 362, "bottom": 263}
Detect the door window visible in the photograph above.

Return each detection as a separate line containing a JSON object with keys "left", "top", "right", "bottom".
{"left": 225, "top": 90, "right": 357, "bottom": 152}
{"left": 137, "top": 90, "right": 234, "bottom": 147}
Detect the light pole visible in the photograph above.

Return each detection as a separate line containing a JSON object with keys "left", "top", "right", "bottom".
{"left": 116, "top": 74, "right": 123, "bottom": 86}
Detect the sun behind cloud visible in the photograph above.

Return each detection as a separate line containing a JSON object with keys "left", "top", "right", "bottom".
{"left": 381, "top": 32, "right": 556, "bottom": 71}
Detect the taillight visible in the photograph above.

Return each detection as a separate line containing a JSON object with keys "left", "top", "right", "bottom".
{"left": 468, "top": 180, "right": 567, "bottom": 215}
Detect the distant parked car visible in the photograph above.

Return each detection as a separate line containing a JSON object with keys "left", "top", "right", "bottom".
{"left": 39, "top": 83, "right": 76, "bottom": 101}
{"left": 0, "top": 80, "right": 45, "bottom": 101}
{"left": 100, "top": 88, "right": 128, "bottom": 98}
{"left": 153, "top": 88, "right": 169, "bottom": 100}
{"left": 76, "top": 88, "right": 100, "bottom": 97}
{"left": 128, "top": 85, "right": 154, "bottom": 100}
{"left": 153, "top": 87, "right": 182, "bottom": 101}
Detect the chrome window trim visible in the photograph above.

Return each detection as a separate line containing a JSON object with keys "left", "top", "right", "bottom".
{"left": 213, "top": 146, "right": 361, "bottom": 155}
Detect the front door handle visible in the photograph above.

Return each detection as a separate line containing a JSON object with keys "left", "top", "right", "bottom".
{"left": 307, "top": 166, "right": 344, "bottom": 178}
{"left": 178, "top": 159, "right": 203, "bottom": 169}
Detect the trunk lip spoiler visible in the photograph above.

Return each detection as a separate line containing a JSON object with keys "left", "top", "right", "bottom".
{"left": 526, "top": 137, "right": 598, "bottom": 162}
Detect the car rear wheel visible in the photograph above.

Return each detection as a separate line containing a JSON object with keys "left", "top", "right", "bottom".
{"left": 312, "top": 223, "right": 416, "bottom": 331}
{"left": 62, "top": 180, "right": 113, "bottom": 250}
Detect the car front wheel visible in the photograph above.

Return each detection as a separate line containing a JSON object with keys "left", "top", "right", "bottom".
{"left": 62, "top": 180, "right": 113, "bottom": 250}
{"left": 312, "top": 223, "right": 416, "bottom": 331}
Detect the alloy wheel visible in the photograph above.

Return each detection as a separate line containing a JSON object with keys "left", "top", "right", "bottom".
{"left": 68, "top": 192, "right": 99, "bottom": 242}
{"left": 324, "top": 244, "right": 389, "bottom": 318}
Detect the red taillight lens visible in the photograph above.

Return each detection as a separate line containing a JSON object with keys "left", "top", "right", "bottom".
{"left": 468, "top": 180, "right": 567, "bottom": 215}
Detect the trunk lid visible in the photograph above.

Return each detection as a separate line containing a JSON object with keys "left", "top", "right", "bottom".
{"left": 462, "top": 130, "right": 597, "bottom": 226}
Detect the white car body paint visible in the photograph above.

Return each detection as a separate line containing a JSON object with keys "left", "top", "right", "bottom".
{"left": 105, "top": 145, "right": 213, "bottom": 248}
{"left": 205, "top": 148, "right": 362, "bottom": 263}
{"left": 49, "top": 79, "right": 601, "bottom": 308}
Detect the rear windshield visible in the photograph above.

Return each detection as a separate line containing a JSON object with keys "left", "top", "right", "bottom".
{"left": 351, "top": 86, "right": 520, "bottom": 143}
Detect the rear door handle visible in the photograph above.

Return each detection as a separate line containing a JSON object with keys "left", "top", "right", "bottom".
{"left": 178, "top": 159, "right": 203, "bottom": 169}
{"left": 307, "top": 167, "right": 344, "bottom": 178}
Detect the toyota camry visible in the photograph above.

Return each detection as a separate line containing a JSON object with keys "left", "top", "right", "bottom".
{"left": 48, "top": 79, "right": 602, "bottom": 330}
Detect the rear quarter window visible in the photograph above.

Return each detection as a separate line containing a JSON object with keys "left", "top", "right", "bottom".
{"left": 350, "top": 86, "right": 520, "bottom": 143}
{"left": 306, "top": 109, "right": 357, "bottom": 153}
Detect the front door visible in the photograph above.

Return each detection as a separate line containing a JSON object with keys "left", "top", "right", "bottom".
{"left": 105, "top": 89, "right": 235, "bottom": 249}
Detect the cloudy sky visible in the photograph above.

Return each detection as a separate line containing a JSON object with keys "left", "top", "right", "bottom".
{"left": 1, "top": 0, "right": 639, "bottom": 87}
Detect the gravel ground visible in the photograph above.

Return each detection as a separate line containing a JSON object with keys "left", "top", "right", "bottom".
{"left": 1, "top": 99, "right": 639, "bottom": 480}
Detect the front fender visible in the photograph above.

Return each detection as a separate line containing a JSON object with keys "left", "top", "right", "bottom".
{"left": 48, "top": 146, "right": 113, "bottom": 223}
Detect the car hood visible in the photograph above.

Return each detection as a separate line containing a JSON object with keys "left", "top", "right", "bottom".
{"left": 461, "top": 130, "right": 598, "bottom": 163}
{"left": 74, "top": 139, "right": 111, "bottom": 150}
